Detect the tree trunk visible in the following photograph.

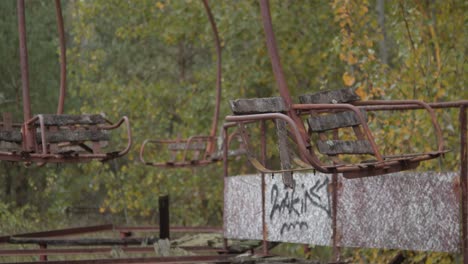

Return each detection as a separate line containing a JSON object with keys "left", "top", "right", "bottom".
{"left": 377, "top": 0, "right": 388, "bottom": 65}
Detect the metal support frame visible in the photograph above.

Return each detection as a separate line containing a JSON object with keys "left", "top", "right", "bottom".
{"left": 223, "top": 102, "right": 468, "bottom": 262}
{"left": 17, "top": 0, "right": 34, "bottom": 152}
{"left": 1, "top": 0, "right": 133, "bottom": 165}
{"left": 460, "top": 105, "right": 467, "bottom": 264}
{"left": 260, "top": 120, "right": 269, "bottom": 256}
{"left": 0, "top": 223, "right": 232, "bottom": 263}
{"left": 1, "top": 255, "right": 237, "bottom": 264}
{"left": 331, "top": 172, "right": 339, "bottom": 261}
{"left": 54, "top": 0, "right": 66, "bottom": 115}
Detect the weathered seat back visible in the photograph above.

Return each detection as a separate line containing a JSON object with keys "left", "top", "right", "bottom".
{"left": 299, "top": 88, "right": 374, "bottom": 156}
{"left": 34, "top": 114, "right": 110, "bottom": 154}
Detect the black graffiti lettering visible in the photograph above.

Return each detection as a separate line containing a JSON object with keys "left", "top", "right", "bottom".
{"left": 280, "top": 221, "right": 309, "bottom": 235}
{"left": 270, "top": 184, "right": 279, "bottom": 220}
{"left": 289, "top": 187, "right": 300, "bottom": 217}
{"left": 304, "top": 178, "right": 331, "bottom": 218}
{"left": 309, "top": 180, "right": 322, "bottom": 200}
{"left": 270, "top": 184, "right": 300, "bottom": 220}
{"left": 270, "top": 177, "right": 332, "bottom": 221}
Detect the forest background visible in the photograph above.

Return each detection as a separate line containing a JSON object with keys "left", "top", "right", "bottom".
{"left": 0, "top": 0, "right": 466, "bottom": 262}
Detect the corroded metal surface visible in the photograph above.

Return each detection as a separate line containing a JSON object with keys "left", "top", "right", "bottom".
{"left": 224, "top": 171, "right": 460, "bottom": 252}
{"left": 224, "top": 175, "right": 263, "bottom": 240}
{"left": 337, "top": 171, "right": 459, "bottom": 252}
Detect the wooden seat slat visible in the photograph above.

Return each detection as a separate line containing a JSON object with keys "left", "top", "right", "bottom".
{"left": 35, "top": 114, "right": 107, "bottom": 126}
{"left": 0, "top": 131, "right": 22, "bottom": 143}
{"left": 307, "top": 110, "right": 368, "bottom": 132}
{"left": 230, "top": 97, "right": 287, "bottom": 115}
{"left": 37, "top": 130, "right": 109, "bottom": 143}
{"left": 317, "top": 140, "right": 374, "bottom": 155}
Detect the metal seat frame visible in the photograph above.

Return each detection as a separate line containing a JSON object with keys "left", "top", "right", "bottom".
{"left": 0, "top": 0, "right": 132, "bottom": 164}
{"left": 139, "top": 0, "right": 245, "bottom": 168}
{"left": 224, "top": 0, "right": 447, "bottom": 180}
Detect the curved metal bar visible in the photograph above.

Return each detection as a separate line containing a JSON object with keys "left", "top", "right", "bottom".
{"left": 202, "top": 0, "right": 222, "bottom": 154}
{"left": 181, "top": 135, "right": 213, "bottom": 161}
{"left": 55, "top": 0, "right": 67, "bottom": 115}
{"left": 226, "top": 113, "right": 330, "bottom": 173}
{"left": 139, "top": 139, "right": 151, "bottom": 164}
{"left": 353, "top": 100, "right": 444, "bottom": 152}
{"left": 97, "top": 116, "right": 133, "bottom": 159}
{"left": 115, "top": 116, "right": 132, "bottom": 158}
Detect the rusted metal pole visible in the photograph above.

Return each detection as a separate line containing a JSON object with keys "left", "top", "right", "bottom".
{"left": 332, "top": 172, "right": 340, "bottom": 262}
{"left": 201, "top": 0, "right": 222, "bottom": 153}
{"left": 261, "top": 120, "right": 267, "bottom": 165}
{"left": 159, "top": 195, "right": 170, "bottom": 240}
{"left": 260, "top": 120, "right": 268, "bottom": 255}
{"left": 222, "top": 125, "right": 229, "bottom": 251}
{"left": 460, "top": 105, "right": 467, "bottom": 264}
{"left": 39, "top": 243, "right": 47, "bottom": 261}
{"left": 354, "top": 100, "right": 468, "bottom": 111}
{"left": 0, "top": 225, "right": 114, "bottom": 243}
{"left": 119, "top": 231, "right": 132, "bottom": 248}
{"left": 0, "top": 255, "right": 236, "bottom": 264}
{"left": 54, "top": 0, "right": 66, "bottom": 114}
{"left": 17, "top": 0, "right": 35, "bottom": 152}
{"left": 17, "top": 0, "right": 31, "bottom": 123}
{"left": 258, "top": 0, "right": 291, "bottom": 107}
{"left": 261, "top": 172, "right": 268, "bottom": 256}
{"left": 114, "top": 226, "right": 222, "bottom": 233}
{"left": 303, "top": 244, "right": 311, "bottom": 256}
{"left": 258, "top": 0, "right": 310, "bottom": 147}
{"left": 0, "top": 246, "right": 228, "bottom": 256}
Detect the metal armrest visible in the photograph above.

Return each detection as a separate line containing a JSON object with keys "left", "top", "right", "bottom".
{"left": 353, "top": 100, "right": 444, "bottom": 152}
{"left": 226, "top": 112, "right": 330, "bottom": 173}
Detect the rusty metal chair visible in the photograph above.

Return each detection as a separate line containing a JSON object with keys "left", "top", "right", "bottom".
{"left": 139, "top": 0, "right": 245, "bottom": 168}
{"left": 0, "top": 0, "right": 131, "bottom": 164}
{"left": 224, "top": 0, "right": 447, "bottom": 182}
{"left": 228, "top": 91, "right": 447, "bottom": 179}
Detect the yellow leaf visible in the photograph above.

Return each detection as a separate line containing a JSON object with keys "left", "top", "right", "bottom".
{"left": 342, "top": 72, "right": 355, "bottom": 86}
{"left": 156, "top": 2, "right": 164, "bottom": 10}
{"left": 347, "top": 53, "right": 358, "bottom": 64}
{"left": 339, "top": 53, "right": 346, "bottom": 61}
{"left": 355, "top": 85, "right": 367, "bottom": 99}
